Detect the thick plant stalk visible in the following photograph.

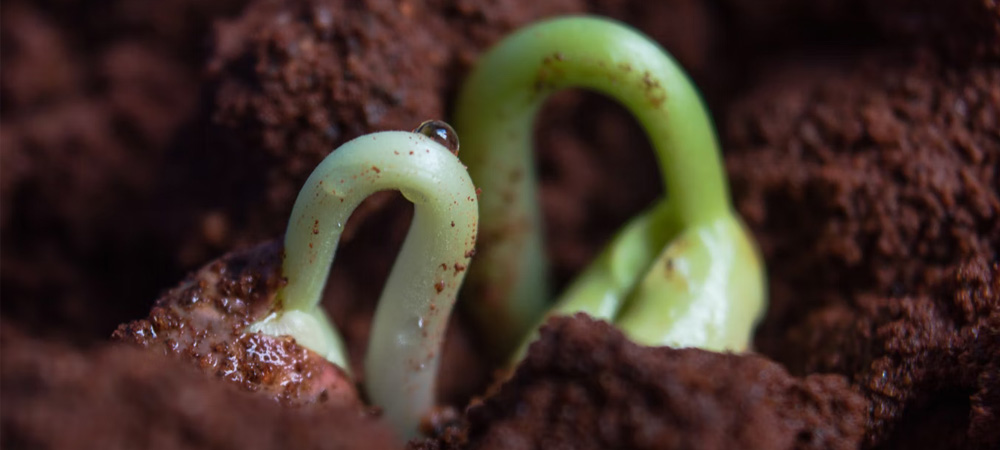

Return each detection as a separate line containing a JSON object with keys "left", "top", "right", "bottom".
{"left": 252, "top": 130, "right": 478, "bottom": 437}
{"left": 455, "top": 16, "right": 765, "bottom": 359}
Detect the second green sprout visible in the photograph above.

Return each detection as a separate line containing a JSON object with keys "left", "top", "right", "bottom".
{"left": 454, "top": 16, "right": 766, "bottom": 361}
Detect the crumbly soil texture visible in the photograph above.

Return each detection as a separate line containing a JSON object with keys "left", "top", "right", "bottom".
{"left": 2, "top": 0, "right": 998, "bottom": 449}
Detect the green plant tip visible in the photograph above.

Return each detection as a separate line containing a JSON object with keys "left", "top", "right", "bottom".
{"left": 454, "top": 15, "right": 766, "bottom": 361}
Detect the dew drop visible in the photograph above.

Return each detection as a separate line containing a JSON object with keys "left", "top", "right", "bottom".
{"left": 413, "top": 120, "right": 459, "bottom": 155}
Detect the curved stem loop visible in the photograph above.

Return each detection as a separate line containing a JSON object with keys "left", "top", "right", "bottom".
{"left": 455, "top": 16, "right": 730, "bottom": 356}
{"left": 260, "top": 131, "right": 478, "bottom": 437}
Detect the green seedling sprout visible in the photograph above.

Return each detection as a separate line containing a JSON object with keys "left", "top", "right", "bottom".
{"left": 454, "top": 16, "right": 766, "bottom": 360}
{"left": 249, "top": 121, "right": 478, "bottom": 437}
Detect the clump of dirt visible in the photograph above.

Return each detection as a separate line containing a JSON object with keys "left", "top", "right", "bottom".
{"left": 112, "top": 241, "right": 359, "bottom": 406}
{"left": 1, "top": 325, "right": 396, "bottom": 449}
{"left": 792, "top": 259, "right": 999, "bottom": 449}
{"left": 110, "top": 236, "right": 489, "bottom": 409}
{"left": 422, "top": 315, "right": 867, "bottom": 450}
{"left": 725, "top": 50, "right": 999, "bottom": 446}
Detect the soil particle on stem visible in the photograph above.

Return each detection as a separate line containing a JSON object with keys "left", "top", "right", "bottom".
{"left": 725, "top": 51, "right": 1000, "bottom": 447}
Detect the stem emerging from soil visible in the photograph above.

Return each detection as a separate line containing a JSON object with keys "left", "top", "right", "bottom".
{"left": 455, "top": 16, "right": 765, "bottom": 360}
{"left": 251, "top": 127, "right": 478, "bottom": 437}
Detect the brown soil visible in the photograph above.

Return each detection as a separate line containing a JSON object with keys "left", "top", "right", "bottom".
{"left": 2, "top": 0, "right": 998, "bottom": 449}
{"left": 1, "top": 325, "right": 396, "bottom": 449}
{"left": 725, "top": 51, "right": 1000, "bottom": 447}
{"left": 423, "top": 315, "right": 868, "bottom": 450}
{"left": 0, "top": 0, "right": 248, "bottom": 340}
{"left": 112, "top": 241, "right": 359, "bottom": 407}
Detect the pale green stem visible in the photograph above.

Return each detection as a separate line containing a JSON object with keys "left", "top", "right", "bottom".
{"left": 253, "top": 131, "right": 478, "bottom": 438}
{"left": 455, "top": 16, "right": 730, "bottom": 357}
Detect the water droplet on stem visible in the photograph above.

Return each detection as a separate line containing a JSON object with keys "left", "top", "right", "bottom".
{"left": 413, "top": 120, "right": 460, "bottom": 155}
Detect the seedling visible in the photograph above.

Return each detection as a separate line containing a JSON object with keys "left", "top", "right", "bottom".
{"left": 454, "top": 16, "right": 766, "bottom": 361}
{"left": 249, "top": 121, "right": 478, "bottom": 437}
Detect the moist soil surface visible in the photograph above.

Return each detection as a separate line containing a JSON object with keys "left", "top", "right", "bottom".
{"left": 2, "top": 0, "right": 998, "bottom": 449}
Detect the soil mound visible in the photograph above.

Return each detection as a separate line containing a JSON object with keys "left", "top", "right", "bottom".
{"left": 452, "top": 315, "right": 867, "bottom": 450}
{"left": 1, "top": 325, "right": 395, "bottom": 449}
